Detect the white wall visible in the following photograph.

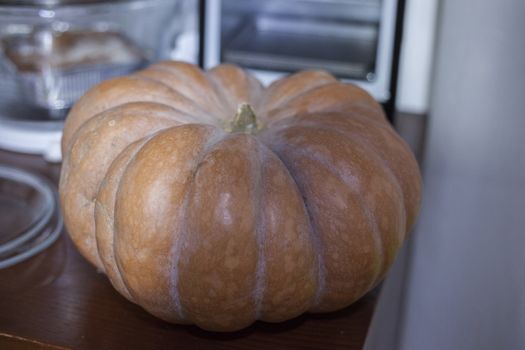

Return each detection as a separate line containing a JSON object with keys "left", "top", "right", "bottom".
{"left": 396, "top": 0, "right": 439, "bottom": 114}
{"left": 399, "top": 0, "right": 525, "bottom": 348}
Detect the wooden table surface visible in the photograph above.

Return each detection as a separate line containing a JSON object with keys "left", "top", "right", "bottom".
{"left": 0, "top": 150, "right": 378, "bottom": 350}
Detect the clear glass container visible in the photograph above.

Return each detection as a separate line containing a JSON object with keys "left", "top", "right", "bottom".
{"left": 0, "top": 165, "right": 62, "bottom": 269}
{"left": 0, "top": 0, "right": 182, "bottom": 117}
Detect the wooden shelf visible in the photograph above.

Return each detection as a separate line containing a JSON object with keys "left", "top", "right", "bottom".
{"left": 0, "top": 150, "right": 377, "bottom": 350}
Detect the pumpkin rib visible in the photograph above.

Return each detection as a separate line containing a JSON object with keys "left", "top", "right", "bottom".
{"left": 265, "top": 108, "right": 389, "bottom": 133}
{"left": 178, "top": 133, "right": 261, "bottom": 330}
{"left": 61, "top": 76, "right": 209, "bottom": 152}
{"left": 268, "top": 80, "right": 354, "bottom": 109}
{"left": 288, "top": 138, "right": 385, "bottom": 288}
{"left": 64, "top": 101, "right": 202, "bottom": 154}
{"left": 294, "top": 165, "right": 327, "bottom": 311}
{"left": 269, "top": 111, "right": 418, "bottom": 232}
{"left": 292, "top": 125, "right": 400, "bottom": 276}
{"left": 170, "top": 128, "right": 231, "bottom": 325}
{"left": 270, "top": 119, "right": 409, "bottom": 281}
{"left": 261, "top": 125, "right": 397, "bottom": 310}
{"left": 282, "top": 118, "right": 406, "bottom": 200}
{"left": 64, "top": 102, "right": 185, "bottom": 196}
{"left": 265, "top": 83, "right": 380, "bottom": 126}
{"left": 60, "top": 104, "right": 185, "bottom": 268}
{"left": 281, "top": 139, "right": 384, "bottom": 299}
{"left": 271, "top": 112, "right": 398, "bottom": 161}
{"left": 252, "top": 142, "right": 266, "bottom": 319}
{"left": 255, "top": 143, "right": 327, "bottom": 311}
{"left": 314, "top": 124, "right": 412, "bottom": 283}
{"left": 111, "top": 132, "right": 164, "bottom": 315}
{"left": 112, "top": 125, "right": 224, "bottom": 323}
{"left": 156, "top": 60, "right": 232, "bottom": 103}
{"left": 95, "top": 137, "right": 153, "bottom": 302}
{"left": 137, "top": 68, "right": 210, "bottom": 109}
{"left": 286, "top": 121, "right": 411, "bottom": 284}
{"left": 152, "top": 62, "right": 225, "bottom": 99}
{"left": 296, "top": 120, "right": 408, "bottom": 211}
{"left": 259, "top": 70, "right": 337, "bottom": 115}
{"left": 137, "top": 64, "right": 232, "bottom": 120}
{"left": 63, "top": 100, "right": 216, "bottom": 167}
{"left": 206, "top": 68, "right": 241, "bottom": 115}
{"left": 60, "top": 79, "right": 136, "bottom": 136}
{"left": 309, "top": 122, "right": 407, "bottom": 220}
{"left": 245, "top": 142, "right": 317, "bottom": 322}
{"left": 246, "top": 74, "right": 266, "bottom": 112}
{"left": 302, "top": 193, "right": 327, "bottom": 310}
{"left": 206, "top": 64, "right": 264, "bottom": 116}
{"left": 150, "top": 62, "right": 234, "bottom": 118}
{"left": 173, "top": 127, "right": 229, "bottom": 322}
{"left": 64, "top": 102, "right": 193, "bottom": 169}
{"left": 131, "top": 74, "right": 219, "bottom": 124}
{"left": 86, "top": 101, "right": 199, "bottom": 129}
{"left": 292, "top": 114, "right": 419, "bottom": 231}
{"left": 344, "top": 100, "right": 388, "bottom": 123}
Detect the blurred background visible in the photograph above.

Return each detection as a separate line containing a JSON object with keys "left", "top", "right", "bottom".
{"left": 0, "top": 0, "right": 426, "bottom": 161}
{"left": 0, "top": 0, "right": 523, "bottom": 349}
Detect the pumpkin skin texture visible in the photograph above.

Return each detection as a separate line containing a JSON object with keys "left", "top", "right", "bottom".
{"left": 59, "top": 61, "right": 421, "bottom": 332}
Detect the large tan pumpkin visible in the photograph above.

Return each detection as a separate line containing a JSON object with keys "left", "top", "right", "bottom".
{"left": 59, "top": 61, "right": 421, "bottom": 331}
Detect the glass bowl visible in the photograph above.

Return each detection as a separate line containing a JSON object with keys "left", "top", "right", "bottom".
{"left": 0, "top": 165, "right": 62, "bottom": 268}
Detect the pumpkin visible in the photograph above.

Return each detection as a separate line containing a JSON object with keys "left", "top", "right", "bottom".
{"left": 59, "top": 61, "right": 421, "bottom": 332}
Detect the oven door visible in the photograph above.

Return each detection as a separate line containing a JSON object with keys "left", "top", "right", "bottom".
{"left": 203, "top": 0, "right": 398, "bottom": 103}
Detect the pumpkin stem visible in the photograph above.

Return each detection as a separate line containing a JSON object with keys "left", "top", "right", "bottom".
{"left": 231, "top": 103, "right": 258, "bottom": 134}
